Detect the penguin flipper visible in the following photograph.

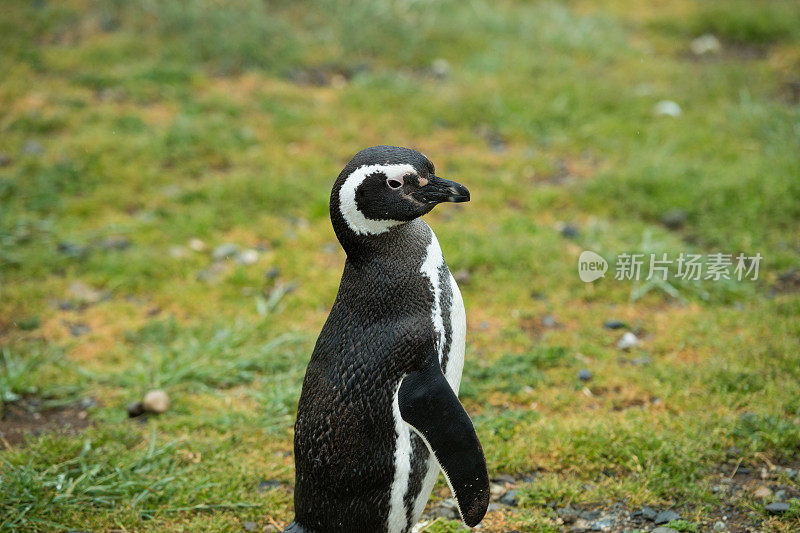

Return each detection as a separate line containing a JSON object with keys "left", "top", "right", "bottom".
{"left": 398, "top": 357, "right": 490, "bottom": 527}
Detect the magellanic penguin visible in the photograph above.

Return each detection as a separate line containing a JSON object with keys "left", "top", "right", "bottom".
{"left": 285, "top": 146, "right": 489, "bottom": 533}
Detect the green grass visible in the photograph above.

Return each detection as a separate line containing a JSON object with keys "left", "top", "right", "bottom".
{"left": 1, "top": 0, "right": 799, "bottom": 531}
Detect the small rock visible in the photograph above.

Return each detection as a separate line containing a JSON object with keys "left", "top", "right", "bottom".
{"left": 58, "top": 242, "right": 90, "bottom": 258}
{"left": 68, "top": 323, "right": 91, "bottom": 337}
{"left": 68, "top": 281, "right": 106, "bottom": 304}
{"left": 560, "top": 224, "right": 579, "bottom": 239}
{"left": 243, "top": 521, "right": 257, "bottom": 531}
{"left": 127, "top": 401, "right": 145, "bottom": 418}
{"left": 603, "top": 320, "right": 625, "bottom": 330}
{"left": 589, "top": 518, "right": 613, "bottom": 531}
{"left": 487, "top": 502, "right": 503, "bottom": 512}
{"left": 764, "top": 502, "right": 789, "bottom": 515}
{"left": 784, "top": 468, "right": 798, "bottom": 480}
{"left": 142, "top": 389, "right": 170, "bottom": 414}
{"left": 453, "top": 269, "right": 471, "bottom": 284}
{"left": 617, "top": 332, "right": 639, "bottom": 350}
{"left": 580, "top": 510, "right": 600, "bottom": 520}
{"left": 557, "top": 506, "right": 580, "bottom": 524}
{"left": 100, "top": 235, "right": 131, "bottom": 251}
{"left": 753, "top": 486, "right": 772, "bottom": 500}
{"left": 712, "top": 521, "right": 728, "bottom": 532}
{"left": 235, "top": 249, "right": 259, "bottom": 265}
{"left": 499, "top": 489, "right": 518, "bottom": 506}
{"left": 654, "top": 100, "right": 682, "bottom": 117}
{"left": 429, "top": 498, "right": 459, "bottom": 519}
{"left": 490, "top": 482, "right": 507, "bottom": 500}
{"left": 258, "top": 480, "right": 281, "bottom": 492}
{"left": 542, "top": 314, "right": 557, "bottom": 328}
{"left": 774, "top": 489, "right": 787, "bottom": 501}
{"left": 212, "top": 243, "right": 239, "bottom": 261}
{"left": 21, "top": 140, "right": 44, "bottom": 156}
{"left": 265, "top": 266, "right": 281, "bottom": 280}
{"left": 652, "top": 528, "right": 680, "bottom": 533}
{"left": 0, "top": 153, "right": 12, "bottom": 166}
{"left": 431, "top": 58, "right": 450, "bottom": 79}
{"left": 690, "top": 34, "right": 721, "bottom": 56}
{"left": 491, "top": 473, "right": 516, "bottom": 484}
{"left": 660, "top": 209, "right": 687, "bottom": 230}
{"left": 188, "top": 238, "right": 207, "bottom": 252}
{"left": 631, "top": 356, "right": 652, "bottom": 366}
{"left": 638, "top": 506, "right": 657, "bottom": 521}
{"left": 578, "top": 369, "right": 592, "bottom": 382}
{"left": 654, "top": 509, "right": 681, "bottom": 525}
{"left": 169, "top": 246, "right": 188, "bottom": 259}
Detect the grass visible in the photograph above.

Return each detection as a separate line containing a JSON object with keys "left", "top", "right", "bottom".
{"left": 1, "top": 0, "right": 799, "bottom": 531}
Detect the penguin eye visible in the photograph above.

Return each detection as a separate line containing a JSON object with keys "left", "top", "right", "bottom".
{"left": 386, "top": 176, "right": 403, "bottom": 190}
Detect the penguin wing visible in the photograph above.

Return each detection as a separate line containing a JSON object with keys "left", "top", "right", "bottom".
{"left": 398, "top": 356, "right": 490, "bottom": 527}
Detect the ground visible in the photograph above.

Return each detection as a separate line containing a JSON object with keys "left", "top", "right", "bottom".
{"left": 1, "top": 0, "right": 799, "bottom": 531}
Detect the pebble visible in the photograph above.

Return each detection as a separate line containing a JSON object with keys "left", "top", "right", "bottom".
{"left": 617, "top": 332, "right": 639, "bottom": 350}
{"left": 487, "top": 502, "right": 503, "bottom": 512}
{"left": 578, "top": 369, "right": 592, "bottom": 382}
{"left": 499, "top": 489, "right": 519, "bottom": 506}
{"left": 542, "top": 314, "right": 557, "bottom": 328}
{"left": 774, "top": 489, "right": 786, "bottom": 501}
{"left": 235, "top": 249, "right": 259, "bottom": 265}
{"left": 431, "top": 58, "right": 450, "bottom": 79}
{"left": 712, "top": 521, "right": 728, "bottom": 532}
{"left": 490, "top": 482, "right": 507, "bottom": 500}
{"left": 265, "top": 266, "right": 281, "bottom": 280}
{"left": 188, "top": 238, "right": 207, "bottom": 252}
{"left": 652, "top": 528, "right": 680, "bottom": 533}
{"left": 243, "top": 521, "right": 257, "bottom": 531}
{"left": 58, "top": 242, "right": 90, "bottom": 258}
{"left": 21, "top": 140, "right": 44, "bottom": 156}
{"left": 258, "top": 480, "right": 281, "bottom": 492}
{"left": 169, "top": 246, "right": 188, "bottom": 259}
{"left": 660, "top": 209, "right": 687, "bottom": 230}
{"left": 212, "top": 243, "right": 239, "bottom": 261}
{"left": 142, "top": 389, "right": 170, "bottom": 414}
{"left": 0, "top": 152, "right": 12, "bottom": 166}
{"left": 753, "top": 486, "right": 771, "bottom": 499}
{"left": 127, "top": 401, "right": 145, "bottom": 418}
{"left": 560, "top": 224, "right": 579, "bottom": 239}
{"left": 764, "top": 502, "right": 789, "bottom": 514}
{"left": 557, "top": 506, "right": 580, "bottom": 523}
{"left": 630, "top": 356, "right": 652, "bottom": 366}
{"left": 690, "top": 34, "right": 721, "bottom": 56}
{"left": 637, "top": 506, "right": 657, "bottom": 521}
{"left": 100, "top": 235, "right": 131, "bottom": 251}
{"left": 453, "top": 269, "right": 471, "bottom": 284}
{"left": 68, "top": 281, "right": 106, "bottom": 304}
{"left": 603, "top": 320, "right": 625, "bottom": 330}
{"left": 589, "top": 518, "right": 613, "bottom": 531}
{"left": 68, "top": 323, "right": 91, "bottom": 337}
{"left": 654, "top": 509, "right": 681, "bottom": 525}
{"left": 654, "top": 100, "right": 682, "bottom": 117}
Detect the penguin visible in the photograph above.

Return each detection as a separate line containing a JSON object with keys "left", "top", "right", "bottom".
{"left": 285, "top": 146, "right": 489, "bottom": 533}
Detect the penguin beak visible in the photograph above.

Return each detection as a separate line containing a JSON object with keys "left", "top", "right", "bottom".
{"left": 413, "top": 175, "right": 470, "bottom": 204}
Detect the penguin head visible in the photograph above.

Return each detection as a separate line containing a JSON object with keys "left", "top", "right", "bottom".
{"left": 332, "top": 145, "right": 469, "bottom": 238}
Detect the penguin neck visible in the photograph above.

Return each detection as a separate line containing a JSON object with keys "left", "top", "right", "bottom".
{"left": 332, "top": 216, "right": 430, "bottom": 263}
